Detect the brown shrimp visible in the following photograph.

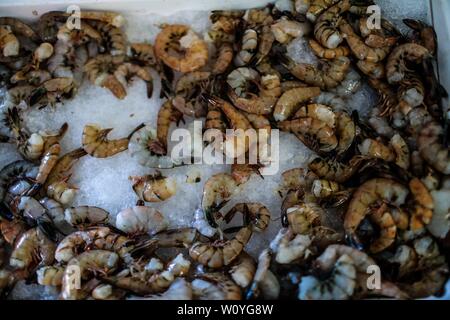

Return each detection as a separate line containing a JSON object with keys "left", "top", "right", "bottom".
{"left": 285, "top": 56, "right": 351, "bottom": 90}
{"left": 82, "top": 124, "right": 129, "bottom": 158}
{"left": 403, "top": 19, "right": 437, "bottom": 56}
{"left": 417, "top": 121, "right": 450, "bottom": 175}
{"left": 287, "top": 201, "right": 323, "bottom": 235}
{"left": 225, "top": 203, "right": 271, "bottom": 232}
{"left": 313, "top": 0, "right": 350, "bottom": 49}
{"left": 356, "top": 60, "right": 385, "bottom": 79}
{"left": 309, "top": 39, "right": 349, "bottom": 59}
{"left": 130, "top": 172, "right": 176, "bottom": 202}
{"left": 212, "top": 42, "right": 233, "bottom": 75}
{"left": 130, "top": 43, "right": 156, "bottom": 66}
{"left": 386, "top": 43, "right": 430, "bottom": 84}
{"left": 278, "top": 117, "right": 338, "bottom": 153}
{"left": 156, "top": 100, "right": 183, "bottom": 153}
{"left": 273, "top": 87, "right": 321, "bottom": 122}
{"left": 367, "top": 204, "right": 397, "bottom": 253}
{"left": 0, "top": 26, "right": 19, "bottom": 57}
{"left": 189, "top": 226, "right": 252, "bottom": 268}
{"left": 339, "top": 20, "right": 391, "bottom": 63}
{"left": 154, "top": 24, "right": 208, "bottom": 73}
{"left": 9, "top": 228, "right": 55, "bottom": 276}
{"left": 306, "top": 0, "right": 341, "bottom": 22}
{"left": 114, "top": 62, "right": 153, "bottom": 98}
{"left": 344, "top": 178, "right": 408, "bottom": 246}
{"left": 409, "top": 178, "right": 434, "bottom": 231}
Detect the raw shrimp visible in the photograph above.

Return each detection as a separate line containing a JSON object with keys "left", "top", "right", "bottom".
{"left": 284, "top": 56, "right": 351, "bottom": 90}
{"left": 36, "top": 11, "right": 66, "bottom": 43}
{"left": 29, "top": 77, "right": 76, "bottom": 107}
{"left": 344, "top": 178, "right": 409, "bottom": 246}
{"left": 273, "top": 87, "right": 321, "bottom": 121}
{"left": 339, "top": 20, "right": 390, "bottom": 63}
{"left": 286, "top": 202, "right": 322, "bottom": 235}
{"left": 115, "top": 206, "right": 168, "bottom": 235}
{"left": 417, "top": 121, "right": 450, "bottom": 174}
{"left": 398, "top": 74, "right": 425, "bottom": 108}
{"left": 114, "top": 62, "right": 153, "bottom": 98}
{"left": 386, "top": 43, "right": 430, "bottom": 84}
{"left": 231, "top": 163, "right": 262, "bottom": 185}
{"left": 89, "top": 21, "right": 127, "bottom": 56}
{"left": 356, "top": 60, "right": 385, "bottom": 79}
{"left": 172, "top": 71, "right": 210, "bottom": 117}
{"left": 36, "top": 265, "right": 65, "bottom": 286}
{"left": 0, "top": 160, "right": 36, "bottom": 204}
{"left": 34, "top": 143, "right": 61, "bottom": 187}
{"left": 0, "top": 219, "right": 27, "bottom": 245}
{"left": 255, "top": 25, "right": 274, "bottom": 64}
{"left": 9, "top": 228, "right": 55, "bottom": 274}
{"left": 64, "top": 206, "right": 109, "bottom": 227}
{"left": 390, "top": 134, "right": 410, "bottom": 170}
{"left": 157, "top": 100, "right": 183, "bottom": 153}
{"left": 130, "top": 43, "right": 156, "bottom": 66}
{"left": 367, "top": 204, "right": 397, "bottom": 253}
{"left": 313, "top": 0, "right": 350, "bottom": 49}
{"left": 299, "top": 254, "right": 356, "bottom": 300}
{"left": 82, "top": 124, "right": 129, "bottom": 158}
{"left": 201, "top": 173, "right": 239, "bottom": 226}
{"left": 234, "top": 29, "right": 258, "bottom": 66}
{"left": 45, "top": 148, "right": 87, "bottom": 205}
{"left": 314, "top": 91, "right": 346, "bottom": 111}
{"left": 246, "top": 249, "right": 280, "bottom": 300}
{"left": 56, "top": 22, "right": 102, "bottom": 46}
{"left": 229, "top": 252, "right": 256, "bottom": 288}
{"left": 130, "top": 172, "right": 176, "bottom": 202}
{"left": 278, "top": 117, "right": 338, "bottom": 153}
{"left": 205, "top": 104, "right": 227, "bottom": 132}
{"left": 306, "top": 0, "right": 340, "bottom": 22}
{"left": 358, "top": 138, "right": 395, "bottom": 162}
{"left": 212, "top": 42, "right": 233, "bottom": 75}
{"left": 128, "top": 125, "right": 174, "bottom": 169}
{"left": 55, "top": 227, "right": 134, "bottom": 263}
{"left": 225, "top": 203, "right": 271, "bottom": 232}
{"left": 66, "top": 11, "right": 125, "bottom": 27}
{"left": 189, "top": 226, "right": 253, "bottom": 268}
{"left": 294, "top": 103, "right": 336, "bottom": 127}
{"left": 272, "top": 18, "right": 311, "bottom": 44}
{"left": 130, "top": 278, "right": 192, "bottom": 300}
{"left": 309, "top": 39, "right": 349, "bottom": 59}
{"left": 61, "top": 250, "right": 119, "bottom": 300}
{"left": 84, "top": 54, "right": 126, "bottom": 99}
{"left": 403, "top": 19, "right": 437, "bottom": 56}
{"left": 192, "top": 208, "right": 217, "bottom": 238}
{"left": 0, "top": 17, "right": 39, "bottom": 42}
{"left": 192, "top": 273, "right": 242, "bottom": 300}
{"left": 271, "top": 228, "right": 312, "bottom": 264}
{"left": 151, "top": 228, "right": 198, "bottom": 248}
{"left": 409, "top": 178, "right": 433, "bottom": 231}
{"left": 0, "top": 26, "right": 19, "bottom": 57}
{"left": 154, "top": 24, "right": 208, "bottom": 73}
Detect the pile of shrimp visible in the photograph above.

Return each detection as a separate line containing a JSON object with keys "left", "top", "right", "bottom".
{"left": 0, "top": 0, "right": 449, "bottom": 300}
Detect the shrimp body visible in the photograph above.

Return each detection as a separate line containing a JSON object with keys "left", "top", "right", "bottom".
{"left": 212, "top": 42, "right": 233, "bottom": 74}
{"left": 0, "top": 26, "right": 19, "bottom": 57}
{"left": 386, "top": 43, "right": 430, "bottom": 84}
{"left": 417, "top": 122, "right": 450, "bottom": 174}
{"left": 287, "top": 202, "right": 322, "bottom": 235}
{"left": 115, "top": 206, "right": 168, "bottom": 236}
{"left": 226, "top": 203, "right": 271, "bottom": 232}
{"left": 189, "top": 226, "right": 252, "bottom": 268}
{"left": 82, "top": 124, "right": 129, "bottom": 158}
{"left": 306, "top": 0, "right": 340, "bottom": 22}
{"left": 368, "top": 204, "right": 397, "bottom": 253}
{"left": 309, "top": 39, "right": 349, "bottom": 59}
{"left": 274, "top": 87, "right": 321, "bottom": 122}
{"left": 61, "top": 250, "right": 119, "bottom": 300}
{"left": 9, "top": 228, "right": 55, "bottom": 273}
{"left": 154, "top": 24, "right": 208, "bottom": 72}
{"left": 130, "top": 173, "right": 176, "bottom": 202}
{"left": 313, "top": 0, "right": 350, "bottom": 49}
{"left": 344, "top": 179, "right": 409, "bottom": 237}
{"left": 288, "top": 56, "right": 351, "bottom": 90}
{"left": 278, "top": 117, "right": 338, "bottom": 153}
{"left": 64, "top": 206, "right": 109, "bottom": 227}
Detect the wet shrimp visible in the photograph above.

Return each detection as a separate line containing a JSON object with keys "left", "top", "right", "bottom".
{"left": 89, "top": 21, "right": 126, "bottom": 56}
{"left": 201, "top": 173, "right": 239, "bottom": 226}
{"left": 229, "top": 252, "right": 256, "bottom": 288}
{"left": 61, "top": 250, "right": 119, "bottom": 300}
{"left": 273, "top": 86, "right": 321, "bottom": 121}
{"left": 156, "top": 100, "right": 183, "bottom": 153}
{"left": 403, "top": 19, "right": 437, "bottom": 56}
{"left": 64, "top": 206, "right": 109, "bottom": 227}
{"left": 192, "top": 272, "right": 242, "bottom": 300}
{"left": 271, "top": 228, "right": 312, "bottom": 264}
{"left": 128, "top": 124, "right": 174, "bottom": 169}
{"left": 286, "top": 201, "right": 323, "bottom": 235}
{"left": 409, "top": 178, "right": 434, "bottom": 231}
{"left": 313, "top": 0, "right": 350, "bottom": 49}
{"left": 114, "top": 62, "right": 153, "bottom": 98}
{"left": 246, "top": 249, "right": 280, "bottom": 300}
{"left": 45, "top": 148, "right": 87, "bottom": 205}
{"left": 36, "top": 265, "right": 65, "bottom": 286}
{"left": 390, "top": 134, "right": 410, "bottom": 170}
{"left": 212, "top": 42, "right": 233, "bottom": 75}
{"left": 306, "top": 0, "right": 340, "bottom": 22}
{"left": 154, "top": 24, "right": 208, "bottom": 72}
{"left": 225, "top": 202, "right": 271, "bottom": 232}
{"left": 358, "top": 138, "right": 395, "bottom": 162}
{"left": 283, "top": 55, "right": 351, "bottom": 90}
{"left": 0, "top": 26, "right": 19, "bottom": 57}
{"left": 344, "top": 178, "right": 409, "bottom": 247}
{"left": 271, "top": 18, "right": 311, "bottom": 45}
{"left": 172, "top": 71, "right": 210, "bottom": 117}
{"left": 366, "top": 204, "right": 397, "bottom": 253}
{"left": 82, "top": 124, "right": 129, "bottom": 158}
{"left": 189, "top": 226, "right": 253, "bottom": 268}
{"left": 309, "top": 39, "right": 349, "bottom": 59}
{"left": 130, "top": 43, "right": 156, "bottom": 66}
{"left": 130, "top": 172, "right": 176, "bottom": 202}
{"left": 417, "top": 121, "right": 450, "bottom": 174}
{"left": 0, "top": 17, "right": 39, "bottom": 42}
{"left": 234, "top": 29, "right": 258, "bottom": 66}
{"left": 9, "top": 228, "right": 55, "bottom": 276}
{"left": 356, "top": 60, "right": 385, "bottom": 79}
{"left": 0, "top": 160, "right": 37, "bottom": 204}
{"left": 339, "top": 20, "right": 391, "bottom": 63}
{"left": 278, "top": 117, "right": 338, "bottom": 153}
{"left": 386, "top": 43, "right": 430, "bottom": 84}
{"left": 294, "top": 103, "right": 336, "bottom": 127}
{"left": 115, "top": 206, "right": 168, "bottom": 236}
